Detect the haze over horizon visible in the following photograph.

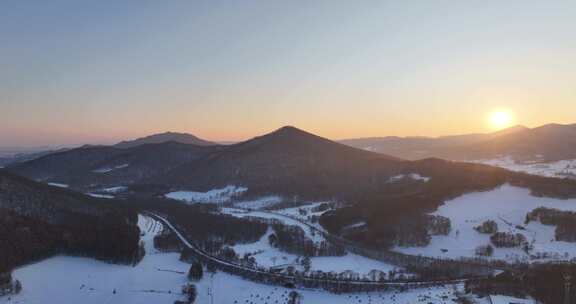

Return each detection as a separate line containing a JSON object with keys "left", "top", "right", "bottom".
{"left": 2, "top": 1, "right": 576, "bottom": 147}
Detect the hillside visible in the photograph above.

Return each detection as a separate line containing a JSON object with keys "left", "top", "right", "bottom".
{"left": 0, "top": 170, "right": 140, "bottom": 273}
{"left": 158, "top": 126, "right": 405, "bottom": 199}
{"left": 115, "top": 131, "right": 216, "bottom": 148}
{"left": 7, "top": 142, "right": 223, "bottom": 193}
{"left": 340, "top": 124, "right": 576, "bottom": 161}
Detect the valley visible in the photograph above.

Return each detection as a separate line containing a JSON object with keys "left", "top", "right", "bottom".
{"left": 2, "top": 126, "right": 576, "bottom": 304}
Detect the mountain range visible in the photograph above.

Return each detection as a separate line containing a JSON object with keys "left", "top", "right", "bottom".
{"left": 8, "top": 125, "right": 576, "bottom": 202}
{"left": 341, "top": 123, "right": 576, "bottom": 162}
{"left": 4, "top": 124, "right": 576, "bottom": 261}
{"left": 114, "top": 131, "right": 216, "bottom": 148}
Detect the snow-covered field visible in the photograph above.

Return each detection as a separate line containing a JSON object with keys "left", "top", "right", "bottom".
{"left": 87, "top": 192, "right": 115, "bottom": 199}
{"left": 47, "top": 182, "right": 68, "bottom": 188}
{"left": 232, "top": 227, "right": 403, "bottom": 276}
{"left": 395, "top": 184, "right": 576, "bottom": 262}
{"left": 165, "top": 185, "right": 248, "bottom": 204}
{"left": 221, "top": 208, "right": 326, "bottom": 243}
{"left": 223, "top": 206, "right": 409, "bottom": 278}
{"left": 234, "top": 195, "right": 283, "bottom": 209}
{"left": 488, "top": 295, "right": 535, "bottom": 304}
{"left": 1, "top": 214, "right": 528, "bottom": 304}
{"left": 474, "top": 156, "right": 576, "bottom": 179}
{"left": 195, "top": 272, "right": 465, "bottom": 304}
{"left": 100, "top": 186, "right": 128, "bottom": 194}
{"left": 273, "top": 202, "right": 333, "bottom": 230}
{"left": 3, "top": 215, "right": 189, "bottom": 304}
{"left": 388, "top": 173, "right": 431, "bottom": 183}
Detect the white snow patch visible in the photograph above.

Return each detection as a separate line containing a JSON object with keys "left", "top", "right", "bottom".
{"left": 474, "top": 156, "right": 576, "bottom": 179}
{"left": 92, "top": 164, "right": 129, "bottom": 174}
{"left": 232, "top": 227, "right": 402, "bottom": 276}
{"left": 86, "top": 193, "right": 115, "bottom": 199}
{"left": 490, "top": 295, "right": 535, "bottom": 304}
{"left": 394, "top": 184, "right": 576, "bottom": 263}
{"left": 47, "top": 182, "right": 68, "bottom": 188}
{"left": 273, "top": 202, "right": 333, "bottom": 231}
{"left": 234, "top": 196, "right": 283, "bottom": 209}
{"left": 342, "top": 221, "right": 367, "bottom": 230}
{"left": 165, "top": 185, "right": 247, "bottom": 204}
{"left": 4, "top": 215, "right": 189, "bottom": 304}
{"left": 100, "top": 186, "right": 128, "bottom": 194}
{"left": 388, "top": 173, "right": 431, "bottom": 183}
{"left": 221, "top": 208, "right": 325, "bottom": 243}
{"left": 194, "top": 273, "right": 465, "bottom": 304}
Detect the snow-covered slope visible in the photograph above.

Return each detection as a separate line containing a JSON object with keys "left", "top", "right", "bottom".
{"left": 194, "top": 272, "right": 465, "bottom": 304}
{"left": 165, "top": 185, "right": 248, "bottom": 204}
{"left": 473, "top": 157, "right": 576, "bottom": 179}
{"left": 231, "top": 227, "right": 403, "bottom": 276}
{"left": 221, "top": 208, "right": 326, "bottom": 243}
{"left": 394, "top": 184, "right": 576, "bottom": 263}
{"left": 3, "top": 215, "right": 189, "bottom": 304}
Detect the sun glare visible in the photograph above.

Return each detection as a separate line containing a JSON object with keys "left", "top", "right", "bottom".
{"left": 489, "top": 111, "right": 513, "bottom": 130}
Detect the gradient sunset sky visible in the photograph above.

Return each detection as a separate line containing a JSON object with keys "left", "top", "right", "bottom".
{"left": 1, "top": 1, "right": 575, "bottom": 147}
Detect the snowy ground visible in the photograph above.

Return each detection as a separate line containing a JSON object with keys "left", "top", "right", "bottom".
{"left": 92, "top": 164, "right": 129, "bottom": 173}
{"left": 165, "top": 185, "right": 247, "bottom": 204}
{"left": 221, "top": 208, "right": 326, "bottom": 243}
{"left": 2, "top": 215, "right": 190, "bottom": 304}
{"left": 195, "top": 272, "right": 465, "bottom": 304}
{"left": 100, "top": 186, "right": 128, "bottom": 194}
{"left": 1, "top": 214, "right": 525, "bottom": 304}
{"left": 488, "top": 295, "right": 535, "bottom": 304}
{"left": 473, "top": 156, "right": 576, "bottom": 179}
{"left": 47, "top": 182, "right": 68, "bottom": 188}
{"left": 388, "top": 173, "right": 431, "bottom": 183}
{"left": 232, "top": 227, "right": 403, "bottom": 276}
{"left": 87, "top": 192, "right": 115, "bottom": 199}
{"left": 233, "top": 195, "right": 284, "bottom": 209}
{"left": 394, "top": 184, "right": 576, "bottom": 263}
{"left": 223, "top": 207, "right": 408, "bottom": 278}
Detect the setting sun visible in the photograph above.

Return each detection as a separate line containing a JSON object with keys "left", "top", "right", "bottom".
{"left": 489, "top": 111, "right": 514, "bottom": 130}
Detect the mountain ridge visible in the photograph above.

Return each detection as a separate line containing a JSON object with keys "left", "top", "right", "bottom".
{"left": 115, "top": 131, "right": 216, "bottom": 148}
{"left": 340, "top": 123, "right": 575, "bottom": 161}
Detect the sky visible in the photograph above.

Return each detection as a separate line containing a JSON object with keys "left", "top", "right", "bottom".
{"left": 1, "top": 0, "right": 576, "bottom": 147}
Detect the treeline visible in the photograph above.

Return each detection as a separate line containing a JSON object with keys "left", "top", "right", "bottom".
{"left": 125, "top": 198, "right": 268, "bottom": 253}
{"left": 320, "top": 158, "right": 576, "bottom": 251}
{"left": 0, "top": 171, "right": 141, "bottom": 276}
{"left": 526, "top": 207, "right": 576, "bottom": 242}
{"left": 490, "top": 232, "right": 528, "bottom": 249}
{"left": 0, "top": 208, "right": 141, "bottom": 274}
{"left": 178, "top": 246, "right": 461, "bottom": 294}
{"left": 466, "top": 264, "right": 576, "bottom": 304}
{"left": 153, "top": 228, "right": 182, "bottom": 253}
{"left": 337, "top": 213, "right": 451, "bottom": 249}
{"left": 270, "top": 224, "right": 345, "bottom": 257}
{"left": 0, "top": 272, "right": 21, "bottom": 296}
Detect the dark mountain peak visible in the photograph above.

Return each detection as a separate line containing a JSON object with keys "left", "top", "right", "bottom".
{"left": 490, "top": 125, "right": 530, "bottom": 137}
{"left": 246, "top": 126, "right": 361, "bottom": 152}
{"left": 535, "top": 123, "right": 576, "bottom": 131}
{"left": 115, "top": 131, "right": 215, "bottom": 148}
{"left": 271, "top": 125, "right": 312, "bottom": 137}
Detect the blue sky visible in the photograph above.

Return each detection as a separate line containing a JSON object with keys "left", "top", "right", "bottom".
{"left": 1, "top": 1, "right": 575, "bottom": 146}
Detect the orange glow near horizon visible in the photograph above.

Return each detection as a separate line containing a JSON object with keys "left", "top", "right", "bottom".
{"left": 488, "top": 110, "right": 514, "bottom": 130}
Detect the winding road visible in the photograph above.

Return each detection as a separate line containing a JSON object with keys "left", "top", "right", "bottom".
{"left": 146, "top": 212, "right": 493, "bottom": 292}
